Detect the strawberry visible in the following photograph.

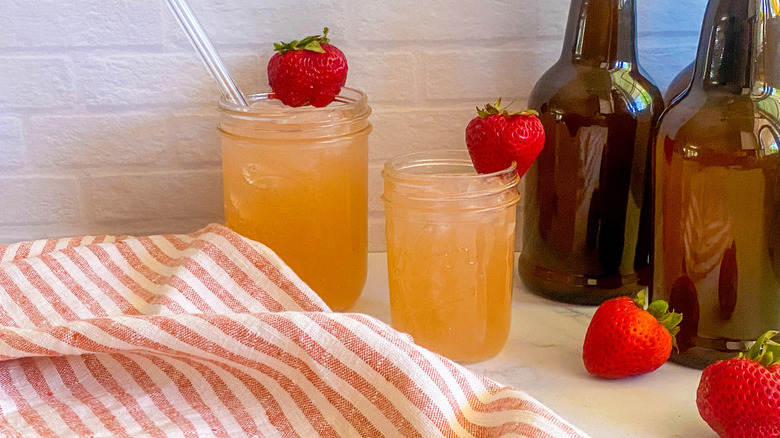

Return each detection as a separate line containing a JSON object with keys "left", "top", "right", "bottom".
{"left": 465, "top": 99, "right": 545, "bottom": 175}
{"left": 697, "top": 331, "right": 780, "bottom": 438}
{"left": 267, "top": 27, "right": 348, "bottom": 108}
{"left": 582, "top": 291, "right": 682, "bottom": 379}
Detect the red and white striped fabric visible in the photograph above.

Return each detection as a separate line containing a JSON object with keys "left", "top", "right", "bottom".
{"left": 0, "top": 224, "right": 587, "bottom": 438}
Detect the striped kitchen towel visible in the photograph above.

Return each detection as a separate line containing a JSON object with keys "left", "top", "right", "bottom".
{"left": 0, "top": 224, "right": 587, "bottom": 438}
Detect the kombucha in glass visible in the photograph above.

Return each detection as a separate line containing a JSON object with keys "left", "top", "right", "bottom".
{"left": 219, "top": 89, "right": 371, "bottom": 310}
{"left": 383, "top": 151, "right": 520, "bottom": 362}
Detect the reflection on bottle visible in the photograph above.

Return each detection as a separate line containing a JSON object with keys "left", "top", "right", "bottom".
{"left": 610, "top": 62, "right": 654, "bottom": 113}
{"left": 718, "top": 240, "right": 738, "bottom": 320}
{"left": 668, "top": 259, "right": 699, "bottom": 351}
{"left": 541, "top": 125, "right": 606, "bottom": 257}
{"left": 682, "top": 172, "right": 732, "bottom": 288}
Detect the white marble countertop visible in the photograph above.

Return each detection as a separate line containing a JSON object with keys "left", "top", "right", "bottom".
{"left": 347, "top": 253, "right": 716, "bottom": 438}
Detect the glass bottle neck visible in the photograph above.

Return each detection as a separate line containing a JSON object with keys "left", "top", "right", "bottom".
{"left": 691, "top": 0, "right": 780, "bottom": 94}
{"left": 560, "top": 0, "right": 638, "bottom": 66}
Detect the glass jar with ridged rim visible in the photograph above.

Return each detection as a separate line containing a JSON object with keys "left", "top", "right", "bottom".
{"left": 382, "top": 150, "right": 521, "bottom": 363}
{"left": 219, "top": 88, "right": 372, "bottom": 311}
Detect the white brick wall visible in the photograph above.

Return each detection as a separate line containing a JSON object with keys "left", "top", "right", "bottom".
{"left": 0, "top": 0, "right": 707, "bottom": 249}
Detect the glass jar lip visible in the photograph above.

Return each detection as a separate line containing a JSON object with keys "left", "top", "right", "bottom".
{"left": 381, "top": 149, "right": 521, "bottom": 208}
{"left": 382, "top": 149, "right": 519, "bottom": 184}
{"left": 219, "top": 87, "right": 369, "bottom": 116}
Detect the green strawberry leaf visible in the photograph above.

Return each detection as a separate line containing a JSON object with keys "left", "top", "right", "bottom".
{"left": 303, "top": 40, "right": 325, "bottom": 53}
{"left": 475, "top": 98, "right": 540, "bottom": 119}
{"left": 297, "top": 36, "right": 316, "bottom": 46}
{"left": 741, "top": 330, "right": 780, "bottom": 368}
{"left": 634, "top": 290, "right": 648, "bottom": 308}
{"left": 273, "top": 27, "right": 331, "bottom": 54}
{"left": 636, "top": 290, "right": 683, "bottom": 350}
{"left": 647, "top": 299, "right": 668, "bottom": 316}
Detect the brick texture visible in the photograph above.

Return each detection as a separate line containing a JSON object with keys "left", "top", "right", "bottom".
{"left": 0, "top": 0, "right": 709, "bottom": 249}
{"left": 87, "top": 170, "right": 223, "bottom": 221}
{"left": 0, "top": 57, "right": 76, "bottom": 109}
{"left": 0, "top": 118, "right": 24, "bottom": 170}
{"left": 27, "top": 114, "right": 174, "bottom": 168}
{"left": 0, "top": 176, "right": 82, "bottom": 224}
{"left": 0, "top": 0, "right": 163, "bottom": 49}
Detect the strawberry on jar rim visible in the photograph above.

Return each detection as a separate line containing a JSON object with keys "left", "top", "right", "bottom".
{"left": 697, "top": 330, "right": 780, "bottom": 438}
{"left": 582, "top": 291, "right": 682, "bottom": 379}
{"left": 465, "top": 99, "right": 545, "bottom": 176}
{"left": 267, "top": 27, "right": 348, "bottom": 108}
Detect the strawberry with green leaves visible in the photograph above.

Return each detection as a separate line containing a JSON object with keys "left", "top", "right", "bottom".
{"left": 267, "top": 27, "right": 348, "bottom": 107}
{"left": 465, "top": 99, "right": 545, "bottom": 175}
{"left": 697, "top": 330, "right": 780, "bottom": 438}
{"left": 582, "top": 291, "right": 682, "bottom": 379}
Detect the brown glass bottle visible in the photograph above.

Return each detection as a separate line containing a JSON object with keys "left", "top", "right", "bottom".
{"left": 519, "top": 0, "right": 664, "bottom": 305}
{"left": 653, "top": 0, "right": 780, "bottom": 368}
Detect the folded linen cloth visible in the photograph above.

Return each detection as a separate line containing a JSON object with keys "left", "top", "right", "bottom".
{"left": 0, "top": 224, "right": 587, "bottom": 438}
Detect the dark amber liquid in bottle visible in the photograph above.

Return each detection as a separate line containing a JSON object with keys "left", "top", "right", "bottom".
{"left": 653, "top": 0, "right": 780, "bottom": 368}
{"left": 520, "top": 0, "right": 664, "bottom": 305}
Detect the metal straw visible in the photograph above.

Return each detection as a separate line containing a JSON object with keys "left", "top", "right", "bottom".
{"left": 165, "top": 0, "right": 248, "bottom": 106}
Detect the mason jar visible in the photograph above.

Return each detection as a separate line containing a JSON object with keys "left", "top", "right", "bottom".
{"left": 382, "top": 150, "right": 520, "bottom": 362}
{"left": 219, "top": 88, "right": 372, "bottom": 311}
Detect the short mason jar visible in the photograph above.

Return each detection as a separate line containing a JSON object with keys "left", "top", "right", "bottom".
{"left": 382, "top": 150, "right": 521, "bottom": 363}
{"left": 219, "top": 88, "right": 372, "bottom": 311}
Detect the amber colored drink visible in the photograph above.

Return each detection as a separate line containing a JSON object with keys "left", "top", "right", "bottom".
{"left": 656, "top": 145, "right": 780, "bottom": 366}
{"left": 652, "top": 0, "right": 780, "bottom": 368}
{"left": 382, "top": 151, "right": 520, "bottom": 363}
{"left": 219, "top": 89, "right": 372, "bottom": 311}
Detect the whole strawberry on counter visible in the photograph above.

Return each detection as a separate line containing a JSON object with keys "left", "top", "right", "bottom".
{"left": 267, "top": 27, "right": 348, "bottom": 107}
{"left": 465, "top": 99, "right": 545, "bottom": 175}
{"left": 582, "top": 291, "right": 682, "bottom": 379}
{"left": 697, "top": 330, "right": 780, "bottom": 438}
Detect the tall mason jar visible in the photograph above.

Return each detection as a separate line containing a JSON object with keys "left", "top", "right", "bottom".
{"left": 219, "top": 88, "right": 372, "bottom": 311}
